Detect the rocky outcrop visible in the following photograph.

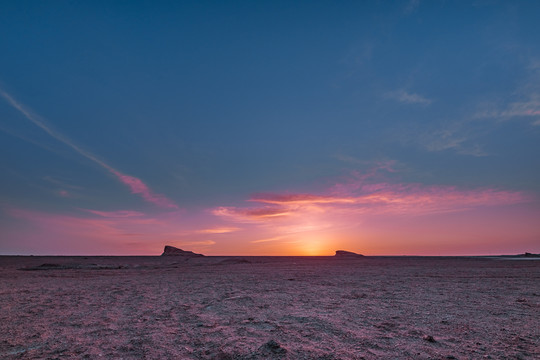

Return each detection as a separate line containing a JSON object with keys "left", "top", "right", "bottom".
{"left": 335, "top": 250, "right": 364, "bottom": 258}
{"left": 161, "top": 245, "right": 204, "bottom": 257}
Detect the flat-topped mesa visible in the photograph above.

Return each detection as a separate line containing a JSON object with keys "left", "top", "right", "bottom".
{"left": 335, "top": 250, "right": 364, "bottom": 258}
{"left": 161, "top": 245, "right": 204, "bottom": 257}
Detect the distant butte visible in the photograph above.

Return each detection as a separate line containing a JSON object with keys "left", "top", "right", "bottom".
{"left": 335, "top": 250, "right": 364, "bottom": 258}
{"left": 161, "top": 245, "right": 204, "bottom": 257}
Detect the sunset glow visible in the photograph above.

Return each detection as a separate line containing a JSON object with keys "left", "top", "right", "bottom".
{"left": 2, "top": 165, "right": 538, "bottom": 256}
{"left": 1, "top": 1, "right": 539, "bottom": 256}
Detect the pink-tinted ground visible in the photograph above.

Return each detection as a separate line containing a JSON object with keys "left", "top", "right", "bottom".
{"left": 0, "top": 256, "right": 538, "bottom": 359}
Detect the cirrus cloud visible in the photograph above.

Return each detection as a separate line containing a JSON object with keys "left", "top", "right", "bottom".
{"left": 212, "top": 168, "right": 530, "bottom": 225}
{"left": 385, "top": 89, "right": 432, "bottom": 105}
{"left": 0, "top": 89, "right": 178, "bottom": 209}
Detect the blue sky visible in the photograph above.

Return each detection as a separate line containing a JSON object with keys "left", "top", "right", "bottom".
{"left": 1, "top": 1, "right": 539, "bottom": 255}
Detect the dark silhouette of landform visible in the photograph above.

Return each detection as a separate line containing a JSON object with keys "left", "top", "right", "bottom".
{"left": 334, "top": 250, "right": 364, "bottom": 258}
{"left": 518, "top": 252, "right": 540, "bottom": 257}
{"left": 19, "top": 263, "right": 127, "bottom": 271}
{"left": 13, "top": 249, "right": 539, "bottom": 272}
{"left": 493, "top": 252, "right": 540, "bottom": 259}
{"left": 161, "top": 245, "right": 204, "bottom": 257}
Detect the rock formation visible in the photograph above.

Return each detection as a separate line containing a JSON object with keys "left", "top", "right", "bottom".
{"left": 335, "top": 250, "right": 364, "bottom": 258}
{"left": 161, "top": 245, "right": 204, "bottom": 257}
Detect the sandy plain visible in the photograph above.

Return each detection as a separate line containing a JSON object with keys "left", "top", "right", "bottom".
{"left": 0, "top": 255, "right": 538, "bottom": 359}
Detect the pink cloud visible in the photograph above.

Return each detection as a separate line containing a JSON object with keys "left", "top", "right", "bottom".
{"left": 0, "top": 89, "right": 178, "bottom": 210}
{"left": 3, "top": 158, "right": 538, "bottom": 256}
{"left": 250, "top": 193, "right": 356, "bottom": 205}
{"left": 210, "top": 168, "right": 533, "bottom": 252}
{"left": 212, "top": 206, "right": 292, "bottom": 222}
{"left": 110, "top": 170, "right": 178, "bottom": 209}
{"left": 57, "top": 190, "right": 71, "bottom": 198}
{"left": 197, "top": 227, "right": 240, "bottom": 234}
{"left": 206, "top": 174, "right": 538, "bottom": 255}
{"left": 84, "top": 209, "right": 146, "bottom": 218}
{"left": 3, "top": 182, "right": 539, "bottom": 255}
{"left": 242, "top": 183, "right": 528, "bottom": 219}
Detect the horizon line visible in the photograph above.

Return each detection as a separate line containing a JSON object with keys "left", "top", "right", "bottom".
{"left": 1, "top": 252, "right": 537, "bottom": 257}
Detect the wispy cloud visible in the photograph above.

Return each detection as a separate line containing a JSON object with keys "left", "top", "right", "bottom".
{"left": 251, "top": 193, "right": 357, "bottom": 205}
{"left": 475, "top": 94, "right": 540, "bottom": 122}
{"left": 57, "top": 190, "right": 72, "bottom": 198}
{"left": 405, "top": 60, "right": 540, "bottom": 156}
{"left": 84, "top": 210, "right": 146, "bottom": 218}
{"left": 247, "top": 185, "right": 525, "bottom": 215}
{"left": 420, "top": 128, "right": 488, "bottom": 157}
{"left": 206, "top": 166, "right": 533, "bottom": 254}
{"left": 385, "top": 89, "right": 432, "bottom": 105}
{"left": 0, "top": 88, "right": 178, "bottom": 209}
{"left": 109, "top": 170, "right": 178, "bottom": 209}
{"left": 474, "top": 60, "right": 540, "bottom": 126}
{"left": 197, "top": 227, "right": 240, "bottom": 234}
{"left": 211, "top": 206, "right": 292, "bottom": 222}
{"left": 178, "top": 240, "right": 216, "bottom": 246}
{"left": 251, "top": 235, "right": 290, "bottom": 244}
{"left": 213, "top": 167, "right": 529, "bottom": 225}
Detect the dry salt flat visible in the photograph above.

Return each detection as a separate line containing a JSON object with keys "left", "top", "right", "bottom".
{"left": 0, "top": 255, "right": 539, "bottom": 359}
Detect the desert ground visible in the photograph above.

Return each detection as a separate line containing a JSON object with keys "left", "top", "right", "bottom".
{"left": 0, "top": 255, "right": 538, "bottom": 359}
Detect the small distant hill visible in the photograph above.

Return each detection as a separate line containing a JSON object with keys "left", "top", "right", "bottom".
{"left": 161, "top": 245, "right": 204, "bottom": 257}
{"left": 519, "top": 252, "right": 540, "bottom": 258}
{"left": 503, "top": 252, "right": 540, "bottom": 258}
{"left": 335, "top": 250, "right": 364, "bottom": 258}
{"left": 491, "top": 252, "right": 540, "bottom": 259}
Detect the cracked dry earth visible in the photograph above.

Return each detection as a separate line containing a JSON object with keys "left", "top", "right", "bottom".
{"left": 0, "top": 256, "right": 538, "bottom": 359}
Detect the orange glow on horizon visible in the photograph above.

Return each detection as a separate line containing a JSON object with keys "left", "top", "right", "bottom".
{"left": 3, "top": 169, "right": 539, "bottom": 256}
{"left": 297, "top": 238, "right": 325, "bottom": 256}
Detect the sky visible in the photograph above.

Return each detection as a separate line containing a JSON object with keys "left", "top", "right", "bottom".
{"left": 1, "top": 0, "right": 539, "bottom": 256}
